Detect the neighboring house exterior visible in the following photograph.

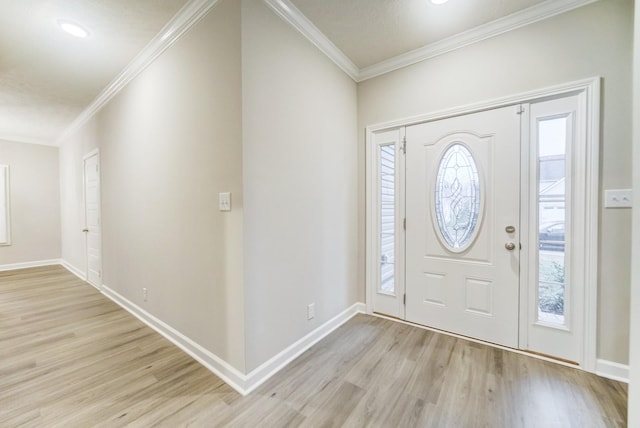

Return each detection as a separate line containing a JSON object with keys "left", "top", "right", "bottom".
{"left": 539, "top": 155, "right": 566, "bottom": 225}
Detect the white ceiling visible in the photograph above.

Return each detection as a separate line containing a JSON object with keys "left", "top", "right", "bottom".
{"left": 0, "top": 0, "right": 595, "bottom": 146}
{"left": 0, "top": 0, "right": 189, "bottom": 145}
{"left": 289, "top": 0, "right": 549, "bottom": 69}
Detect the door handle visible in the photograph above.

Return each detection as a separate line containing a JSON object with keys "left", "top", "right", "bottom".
{"left": 505, "top": 242, "right": 516, "bottom": 251}
{"left": 82, "top": 228, "right": 89, "bottom": 233}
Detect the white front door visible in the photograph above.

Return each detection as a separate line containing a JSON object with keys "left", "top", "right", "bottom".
{"left": 405, "top": 106, "right": 521, "bottom": 348}
{"left": 83, "top": 151, "right": 102, "bottom": 288}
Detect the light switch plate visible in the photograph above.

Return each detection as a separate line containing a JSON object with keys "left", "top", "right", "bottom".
{"left": 604, "top": 189, "right": 632, "bottom": 208}
{"left": 219, "top": 192, "right": 231, "bottom": 211}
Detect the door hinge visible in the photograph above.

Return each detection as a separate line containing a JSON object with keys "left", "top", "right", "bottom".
{"left": 403, "top": 218, "right": 406, "bottom": 230}
{"left": 403, "top": 293, "right": 406, "bottom": 305}
{"left": 401, "top": 136, "right": 406, "bottom": 154}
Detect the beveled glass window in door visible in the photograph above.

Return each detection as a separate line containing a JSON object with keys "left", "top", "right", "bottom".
{"left": 379, "top": 144, "right": 395, "bottom": 294}
{"left": 434, "top": 143, "right": 481, "bottom": 251}
{"left": 537, "top": 117, "right": 568, "bottom": 325}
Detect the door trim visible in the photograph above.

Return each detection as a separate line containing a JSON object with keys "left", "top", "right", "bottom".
{"left": 365, "top": 76, "right": 600, "bottom": 372}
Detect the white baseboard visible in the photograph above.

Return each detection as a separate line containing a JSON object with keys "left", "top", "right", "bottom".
{"left": 243, "top": 302, "right": 367, "bottom": 394}
{"left": 60, "top": 260, "right": 86, "bottom": 281}
{"left": 0, "top": 259, "right": 61, "bottom": 272}
{"left": 99, "top": 280, "right": 366, "bottom": 396}
{"left": 100, "top": 284, "right": 248, "bottom": 394}
{"left": 596, "top": 359, "right": 629, "bottom": 383}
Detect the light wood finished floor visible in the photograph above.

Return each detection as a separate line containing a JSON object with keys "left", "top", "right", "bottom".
{"left": 1, "top": 266, "right": 627, "bottom": 427}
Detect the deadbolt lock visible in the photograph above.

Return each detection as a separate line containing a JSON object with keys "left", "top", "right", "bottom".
{"left": 505, "top": 225, "right": 516, "bottom": 234}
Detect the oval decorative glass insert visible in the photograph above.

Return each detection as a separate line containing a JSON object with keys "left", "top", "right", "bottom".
{"left": 434, "top": 143, "right": 481, "bottom": 250}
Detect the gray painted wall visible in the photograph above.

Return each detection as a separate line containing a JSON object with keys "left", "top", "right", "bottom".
{"left": 241, "top": 0, "right": 359, "bottom": 371}
{"left": 59, "top": 0, "right": 246, "bottom": 371}
{"left": 0, "top": 140, "right": 60, "bottom": 266}
{"left": 58, "top": 0, "right": 360, "bottom": 374}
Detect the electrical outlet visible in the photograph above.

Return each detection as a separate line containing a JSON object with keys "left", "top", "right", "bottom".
{"left": 143, "top": 287, "right": 148, "bottom": 302}
{"left": 307, "top": 303, "right": 315, "bottom": 320}
{"left": 604, "top": 189, "right": 632, "bottom": 208}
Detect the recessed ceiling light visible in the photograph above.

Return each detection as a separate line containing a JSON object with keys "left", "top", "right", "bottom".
{"left": 58, "top": 20, "right": 89, "bottom": 38}
{"left": 431, "top": 0, "right": 450, "bottom": 4}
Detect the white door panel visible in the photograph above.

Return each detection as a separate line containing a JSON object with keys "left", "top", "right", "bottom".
{"left": 405, "top": 106, "right": 520, "bottom": 348}
{"left": 84, "top": 152, "right": 102, "bottom": 288}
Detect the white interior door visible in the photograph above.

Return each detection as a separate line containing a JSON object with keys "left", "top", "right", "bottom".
{"left": 405, "top": 106, "right": 521, "bottom": 348}
{"left": 84, "top": 151, "right": 102, "bottom": 288}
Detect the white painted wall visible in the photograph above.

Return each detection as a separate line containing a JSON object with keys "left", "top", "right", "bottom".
{"left": 58, "top": 0, "right": 246, "bottom": 372}
{"left": 627, "top": 0, "right": 639, "bottom": 424}
{"left": 358, "top": 0, "right": 633, "bottom": 365}
{"left": 241, "top": 0, "right": 359, "bottom": 371}
{"left": 0, "top": 140, "right": 60, "bottom": 266}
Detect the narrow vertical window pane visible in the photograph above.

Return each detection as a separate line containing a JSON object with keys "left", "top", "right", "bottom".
{"left": 537, "top": 118, "right": 567, "bottom": 324}
{"left": 380, "top": 144, "right": 395, "bottom": 293}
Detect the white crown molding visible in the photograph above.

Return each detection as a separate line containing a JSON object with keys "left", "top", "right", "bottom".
{"left": 262, "top": 0, "right": 360, "bottom": 80}
{"left": 358, "top": 0, "right": 598, "bottom": 81}
{"left": 52, "top": 0, "right": 597, "bottom": 145}
{"left": 0, "top": 134, "right": 55, "bottom": 146}
{"left": 264, "top": 0, "right": 597, "bottom": 83}
{"left": 55, "top": 0, "right": 221, "bottom": 145}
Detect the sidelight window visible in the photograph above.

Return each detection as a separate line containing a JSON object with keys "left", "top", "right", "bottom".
{"left": 536, "top": 117, "right": 569, "bottom": 325}
{"left": 379, "top": 144, "right": 395, "bottom": 294}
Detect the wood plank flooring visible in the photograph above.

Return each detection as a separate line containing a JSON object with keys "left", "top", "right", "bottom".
{"left": 0, "top": 265, "right": 628, "bottom": 427}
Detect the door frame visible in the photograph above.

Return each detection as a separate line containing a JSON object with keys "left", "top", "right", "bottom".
{"left": 83, "top": 148, "right": 103, "bottom": 289}
{"left": 365, "top": 77, "right": 600, "bottom": 372}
